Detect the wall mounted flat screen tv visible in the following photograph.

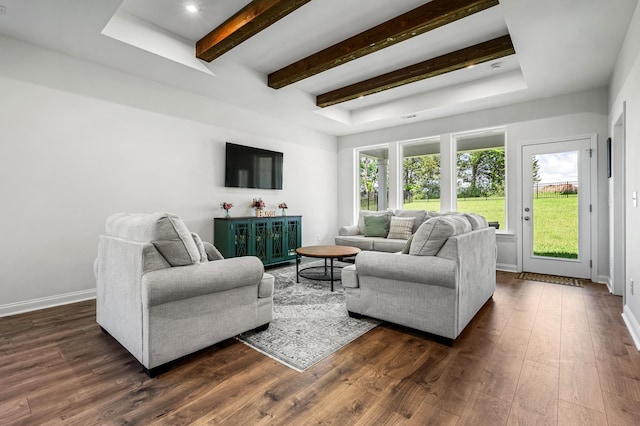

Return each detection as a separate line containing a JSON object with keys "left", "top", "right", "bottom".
{"left": 225, "top": 143, "right": 283, "bottom": 189}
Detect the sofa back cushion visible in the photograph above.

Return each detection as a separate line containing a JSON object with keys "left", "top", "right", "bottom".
{"left": 463, "top": 213, "right": 489, "bottom": 230}
{"left": 105, "top": 212, "right": 201, "bottom": 266}
{"left": 357, "top": 210, "right": 392, "bottom": 234}
{"left": 409, "top": 216, "right": 467, "bottom": 256}
{"left": 364, "top": 215, "right": 391, "bottom": 237}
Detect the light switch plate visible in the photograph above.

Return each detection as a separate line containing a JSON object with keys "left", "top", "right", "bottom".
{"left": 0, "top": 5, "right": 6, "bottom": 14}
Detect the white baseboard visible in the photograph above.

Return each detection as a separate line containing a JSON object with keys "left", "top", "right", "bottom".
{"left": 497, "top": 263, "right": 518, "bottom": 273}
{"left": 598, "top": 274, "right": 612, "bottom": 292}
{"left": 622, "top": 305, "right": 640, "bottom": 351}
{"left": 0, "top": 289, "right": 96, "bottom": 318}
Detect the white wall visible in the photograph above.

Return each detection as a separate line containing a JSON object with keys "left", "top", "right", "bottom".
{"left": 338, "top": 89, "right": 609, "bottom": 276}
{"left": 0, "top": 36, "right": 338, "bottom": 315}
{"left": 610, "top": 3, "right": 640, "bottom": 349}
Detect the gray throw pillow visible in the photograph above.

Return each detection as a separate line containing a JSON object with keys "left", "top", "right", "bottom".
{"left": 191, "top": 232, "right": 208, "bottom": 262}
{"left": 409, "top": 216, "right": 462, "bottom": 256}
{"left": 401, "top": 234, "right": 414, "bottom": 254}
{"left": 364, "top": 215, "right": 390, "bottom": 237}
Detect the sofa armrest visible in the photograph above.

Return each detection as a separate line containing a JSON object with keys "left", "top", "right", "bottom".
{"left": 338, "top": 225, "right": 361, "bottom": 236}
{"left": 141, "top": 256, "right": 264, "bottom": 307}
{"left": 355, "top": 251, "right": 457, "bottom": 289}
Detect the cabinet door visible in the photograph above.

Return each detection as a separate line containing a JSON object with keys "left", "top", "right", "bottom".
{"left": 231, "top": 221, "right": 251, "bottom": 258}
{"left": 268, "top": 218, "right": 287, "bottom": 263}
{"left": 252, "top": 219, "right": 269, "bottom": 263}
{"left": 285, "top": 218, "right": 302, "bottom": 259}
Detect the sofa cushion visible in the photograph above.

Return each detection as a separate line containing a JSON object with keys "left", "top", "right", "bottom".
{"left": 448, "top": 215, "right": 472, "bottom": 233}
{"left": 372, "top": 238, "right": 407, "bottom": 253}
{"left": 409, "top": 216, "right": 464, "bottom": 256}
{"left": 105, "top": 212, "right": 200, "bottom": 266}
{"left": 387, "top": 216, "right": 415, "bottom": 239}
{"left": 463, "top": 213, "right": 489, "bottom": 230}
{"left": 364, "top": 215, "right": 390, "bottom": 237}
{"left": 335, "top": 235, "right": 374, "bottom": 251}
{"left": 357, "top": 210, "right": 392, "bottom": 234}
{"left": 394, "top": 209, "right": 427, "bottom": 233}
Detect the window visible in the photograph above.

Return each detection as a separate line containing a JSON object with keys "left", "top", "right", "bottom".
{"left": 401, "top": 139, "right": 441, "bottom": 211}
{"left": 358, "top": 147, "right": 389, "bottom": 211}
{"left": 455, "top": 130, "right": 506, "bottom": 228}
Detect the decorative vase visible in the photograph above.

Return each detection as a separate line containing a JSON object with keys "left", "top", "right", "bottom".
{"left": 281, "top": 208, "right": 286, "bottom": 216}
{"left": 225, "top": 210, "right": 230, "bottom": 218}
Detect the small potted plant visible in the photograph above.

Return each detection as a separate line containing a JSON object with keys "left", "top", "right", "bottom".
{"left": 278, "top": 202, "right": 288, "bottom": 216}
{"left": 251, "top": 197, "right": 265, "bottom": 215}
{"left": 220, "top": 201, "right": 233, "bottom": 218}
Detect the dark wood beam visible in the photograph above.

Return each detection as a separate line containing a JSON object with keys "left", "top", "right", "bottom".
{"left": 196, "top": 0, "right": 311, "bottom": 62}
{"left": 268, "top": 0, "right": 499, "bottom": 89}
{"left": 316, "top": 35, "right": 515, "bottom": 108}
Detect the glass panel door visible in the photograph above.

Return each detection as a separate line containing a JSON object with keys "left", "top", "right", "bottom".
{"left": 522, "top": 139, "right": 591, "bottom": 278}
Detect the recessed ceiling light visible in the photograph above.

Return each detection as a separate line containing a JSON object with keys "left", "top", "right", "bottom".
{"left": 185, "top": 4, "right": 199, "bottom": 13}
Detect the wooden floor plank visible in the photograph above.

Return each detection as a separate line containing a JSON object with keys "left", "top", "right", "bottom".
{"left": 559, "top": 360, "right": 606, "bottom": 413}
{"left": 507, "top": 360, "right": 559, "bottom": 425}
{"left": 0, "top": 274, "right": 635, "bottom": 425}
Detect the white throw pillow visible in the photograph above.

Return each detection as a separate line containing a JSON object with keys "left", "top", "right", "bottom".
{"left": 387, "top": 216, "right": 415, "bottom": 240}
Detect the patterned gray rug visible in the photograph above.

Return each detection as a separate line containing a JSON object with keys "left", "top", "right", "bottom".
{"left": 237, "top": 260, "right": 379, "bottom": 372}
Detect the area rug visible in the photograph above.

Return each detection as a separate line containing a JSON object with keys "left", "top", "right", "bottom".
{"left": 237, "top": 261, "right": 379, "bottom": 372}
{"left": 517, "top": 272, "right": 583, "bottom": 287}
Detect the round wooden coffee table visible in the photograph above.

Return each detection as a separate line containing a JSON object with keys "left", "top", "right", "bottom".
{"left": 296, "top": 245, "right": 361, "bottom": 292}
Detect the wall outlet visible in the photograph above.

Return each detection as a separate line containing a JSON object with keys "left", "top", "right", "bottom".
{"left": 316, "top": 235, "right": 320, "bottom": 242}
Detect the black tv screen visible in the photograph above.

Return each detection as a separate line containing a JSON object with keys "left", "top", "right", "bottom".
{"left": 225, "top": 143, "right": 283, "bottom": 189}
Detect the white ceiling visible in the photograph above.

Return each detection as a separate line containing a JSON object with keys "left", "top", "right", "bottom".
{"left": 0, "top": 0, "right": 637, "bottom": 136}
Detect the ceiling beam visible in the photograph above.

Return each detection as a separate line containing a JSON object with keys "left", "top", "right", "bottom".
{"left": 316, "top": 35, "right": 515, "bottom": 108}
{"left": 268, "top": 0, "right": 499, "bottom": 89}
{"left": 196, "top": 0, "right": 311, "bottom": 62}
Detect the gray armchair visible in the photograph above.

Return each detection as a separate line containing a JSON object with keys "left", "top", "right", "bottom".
{"left": 94, "top": 212, "right": 273, "bottom": 376}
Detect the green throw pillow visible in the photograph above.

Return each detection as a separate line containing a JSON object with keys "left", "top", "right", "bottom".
{"left": 364, "top": 215, "right": 390, "bottom": 237}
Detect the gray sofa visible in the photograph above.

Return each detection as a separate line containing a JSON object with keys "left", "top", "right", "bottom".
{"left": 335, "top": 209, "right": 431, "bottom": 252}
{"left": 342, "top": 214, "right": 496, "bottom": 343}
{"left": 95, "top": 212, "right": 274, "bottom": 376}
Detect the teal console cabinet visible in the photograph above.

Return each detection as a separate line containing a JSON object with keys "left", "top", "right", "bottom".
{"left": 214, "top": 216, "right": 302, "bottom": 266}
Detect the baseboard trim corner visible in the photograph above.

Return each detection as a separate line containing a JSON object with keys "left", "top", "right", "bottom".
{"left": 0, "top": 289, "right": 96, "bottom": 318}
{"left": 622, "top": 305, "right": 640, "bottom": 351}
{"left": 496, "top": 263, "right": 518, "bottom": 273}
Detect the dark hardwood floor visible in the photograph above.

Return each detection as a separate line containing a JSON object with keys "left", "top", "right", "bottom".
{"left": 2, "top": 272, "right": 640, "bottom": 425}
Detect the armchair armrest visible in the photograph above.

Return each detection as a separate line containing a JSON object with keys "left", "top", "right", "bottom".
{"left": 141, "top": 256, "right": 264, "bottom": 307}
{"left": 339, "top": 225, "right": 361, "bottom": 236}
{"left": 355, "top": 251, "right": 457, "bottom": 289}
